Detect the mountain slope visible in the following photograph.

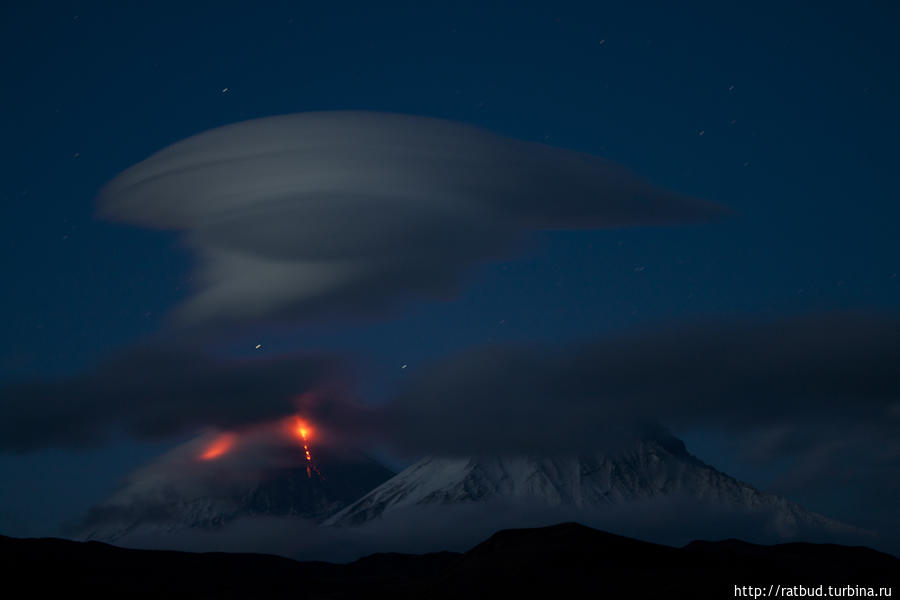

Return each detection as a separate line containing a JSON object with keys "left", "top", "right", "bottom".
{"left": 325, "top": 434, "right": 855, "bottom": 540}
{"left": 83, "top": 444, "right": 394, "bottom": 542}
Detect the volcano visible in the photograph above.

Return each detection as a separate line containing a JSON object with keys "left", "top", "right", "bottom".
{"left": 324, "top": 432, "right": 860, "bottom": 543}
{"left": 84, "top": 429, "right": 864, "bottom": 550}
{"left": 82, "top": 443, "right": 394, "bottom": 542}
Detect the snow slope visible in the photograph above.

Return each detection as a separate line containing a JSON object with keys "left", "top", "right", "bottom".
{"left": 324, "top": 434, "right": 854, "bottom": 539}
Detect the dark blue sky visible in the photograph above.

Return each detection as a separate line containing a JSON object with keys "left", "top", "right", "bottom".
{"left": 1, "top": 1, "right": 898, "bottom": 537}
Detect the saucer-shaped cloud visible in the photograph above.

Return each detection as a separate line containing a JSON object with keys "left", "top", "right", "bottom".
{"left": 99, "top": 111, "right": 726, "bottom": 324}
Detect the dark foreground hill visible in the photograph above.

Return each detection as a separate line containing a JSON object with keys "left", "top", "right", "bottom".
{"left": 2, "top": 523, "right": 896, "bottom": 599}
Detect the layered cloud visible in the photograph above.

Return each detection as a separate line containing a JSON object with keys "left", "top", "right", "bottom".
{"left": 3, "top": 313, "right": 896, "bottom": 462}
{"left": 96, "top": 496, "right": 884, "bottom": 563}
{"left": 0, "top": 346, "right": 341, "bottom": 452}
{"left": 383, "top": 312, "right": 900, "bottom": 456}
{"left": 98, "top": 111, "right": 726, "bottom": 325}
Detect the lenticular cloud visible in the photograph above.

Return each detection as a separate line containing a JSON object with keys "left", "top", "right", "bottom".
{"left": 99, "top": 111, "right": 726, "bottom": 324}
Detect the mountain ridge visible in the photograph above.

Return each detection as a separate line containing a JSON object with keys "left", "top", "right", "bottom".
{"left": 325, "top": 435, "right": 859, "bottom": 542}
{"left": 4, "top": 522, "right": 895, "bottom": 599}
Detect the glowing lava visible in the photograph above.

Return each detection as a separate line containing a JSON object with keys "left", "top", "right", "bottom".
{"left": 199, "top": 432, "right": 236, "bottom": 460}
{"left": 291, "top": 416, "right": 324, "bottom": 479}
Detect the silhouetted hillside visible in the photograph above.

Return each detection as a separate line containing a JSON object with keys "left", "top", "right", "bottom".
{"left": 3, "top": 523, "right": 896, "bottom": 599}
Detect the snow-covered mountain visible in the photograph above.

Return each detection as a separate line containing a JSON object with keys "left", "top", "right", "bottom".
{"left": 82, "top": 444, "right": 394, "bottom": 542}
{"left": 83, "top": 427, "right": 862, "bottom": 549}
{"left": 324, "top": 433, "right": 855, "bottom": 539}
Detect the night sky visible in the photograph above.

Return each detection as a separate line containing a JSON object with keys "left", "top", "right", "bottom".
{"left": 1, "top": 1, "right": 898, "bottom": 549}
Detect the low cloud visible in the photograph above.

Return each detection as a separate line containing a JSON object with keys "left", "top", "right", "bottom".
{"left": 98, "top": 111, "right": 726, "bottom": 325}
{"left": 383, "top": 312, "right": 900, "bottom": 457}
{"left": 5, "top": 312, "right": 896, "bottom": 473}
{"left": 0, "top": 345, "right": 341, "bottom": 452}
{"left": 376, "top": 312, "right": 899, "bottom": 549}
{"left": 105, "top": 497, "right": 887, "bottom": 563}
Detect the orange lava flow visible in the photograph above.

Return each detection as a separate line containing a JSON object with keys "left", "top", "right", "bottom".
{"left": 199, "top": 433, "right": 236, "bottom": 461}
{"left": 291, "top": 416, "right": 324, "bottom": 480}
